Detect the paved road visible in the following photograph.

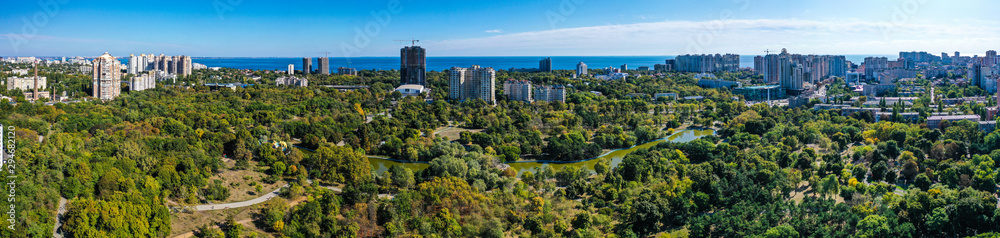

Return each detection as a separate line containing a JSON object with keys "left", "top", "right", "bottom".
{"left": 52, "top": 197, "right": 67, "bottom": 238}
{"left": 190, "top": 179, "right": 394, "bottom": 212}
{"left": 194, "top": 184, "right": 288, "bottom": 211}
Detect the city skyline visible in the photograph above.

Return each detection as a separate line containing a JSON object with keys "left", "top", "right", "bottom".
{"left": 2, "top": 0, "right": 998, "bottom": 57}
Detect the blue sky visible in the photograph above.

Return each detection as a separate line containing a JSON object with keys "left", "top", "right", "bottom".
{"left": 1, "top": 0, "right": 998, "bottom": 57}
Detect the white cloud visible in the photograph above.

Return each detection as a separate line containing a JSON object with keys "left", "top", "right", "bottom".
{"left": 485, "top": 29, "right": 504, "bottom": 34}
{"left": 422, "top": 19, "right": 1000, "bottom": 56}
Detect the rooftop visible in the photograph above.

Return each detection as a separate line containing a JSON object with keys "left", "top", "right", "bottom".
{"left": 396, "top": 84, "right": 425, "bottom": 90}
{"left": 928, "top": 115, "right": 980, "bottom": 120}
{"left": 739, "top": 85, "right": 782, "bottom": 90}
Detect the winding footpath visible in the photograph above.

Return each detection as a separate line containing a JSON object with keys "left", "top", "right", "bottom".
{"left": 52, "top": 197, "right": 67, "bottom": 238}
{"left": 193, "top": 184, "right": 288, "bottom": 211}
{"left": 192, "top": 181, "right": 391, "bottom": 212}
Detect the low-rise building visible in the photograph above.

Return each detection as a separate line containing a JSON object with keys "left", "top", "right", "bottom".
{"left": 941, "top": 97, "right": 988, "bottom": 105}
{"left": 204, "top": 83, "right": 254, "bottom": 90}
{"left": 862, "top": 100, "right": 913, "bottom": 108}
{"left": 654, "top": 64, "right": 672, "bottom": 72}
{"left": 596, "top": 72, "right": 629, "bottom": 80}
{"left": 338, "top": 67, "right": 358, "bottom": 76}
{"left": 654, "top": 93, "right": 677, "bottom": 100}
{"left": 875, "top": 112, "right": 920, "bottom": 122}
{"left": 733, "top": 85, "right": 786, "bottom": 101}
{"left": 789, "top": 96, "right": 811, "bottom": 108}
{"left": 980, "top": 121, "right": 997, "bottom": 133}
{"left": 987, "top": 107, "right": 1000, "bottom": 121}
{"left": 862, "top": 84, "right": 896, "bottom": 97}
{"left": 625, "top": 93, "right": 647, "bottom": 98}
{"left": 395, "top": 84, "right": 427, "bottom": 97}
{"left": 812, "top": 104, "right": 848, "bottom": 111}
{"left": 22, "top": 91, "right": 50, "bottom": 100}
{"left": 276, "top": 76, "right": 308, "bottom": 87}
{"left": 697, "top": 79, "right": 742, "bottom": 89}
{"left": 927, "top": 115, "right": 980, "bottom": 129}
{"left": 841, "top": 107, "right": 881, "bottom": 117}
{"left": 6, "top": 76, "right": 47, "bottom": 91}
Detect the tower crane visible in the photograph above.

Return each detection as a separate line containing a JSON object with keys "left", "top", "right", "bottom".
{"left": 394, "top": 39, "right": 420, "bottom": 46}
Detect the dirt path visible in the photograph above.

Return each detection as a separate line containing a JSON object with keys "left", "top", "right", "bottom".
{"left": 170, "top": 218, "right": 254, "bottom": 238}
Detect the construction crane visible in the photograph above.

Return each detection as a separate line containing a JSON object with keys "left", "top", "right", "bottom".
{"left": 394, "top": 39, "right": 420, "bottom": 46}
{"left": 318, "top": 52, "right": 330, "bottom": 57}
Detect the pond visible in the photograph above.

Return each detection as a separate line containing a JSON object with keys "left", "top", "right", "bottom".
{"left": 364, "top": 128, "right": 716, "bottom": 175}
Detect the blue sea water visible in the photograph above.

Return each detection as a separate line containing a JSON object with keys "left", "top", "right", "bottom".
{"left": 171, "top": 55, "right": 892, "bottom": 72}
{"left": 192, "top": 56, "right": 680, "bottom": 72}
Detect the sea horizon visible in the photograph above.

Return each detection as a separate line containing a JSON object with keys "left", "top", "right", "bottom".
{"left": 185, "top": 55, "right": 895, "bottom": 72}
{"left": 11, "top": 54, "right": 898, "bottom": 72}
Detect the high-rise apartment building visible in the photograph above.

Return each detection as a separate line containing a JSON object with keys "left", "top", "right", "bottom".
{"left": 92, "top": 52, "right": 122, "bottom": 100}
{"left": 448, "top": 65, "right": 495, "bottom": 104}
{"left": 987, "top": 50, "right": 998, "bottom": 68}
{"left": 288, "top": 64, "right": 294, "bottom": 75}
{"left": 169, "top": 56, "right": 176, "bottom": 73}
{"left": 675, "top": 54, "right": 740, "bottom": 72}
{"left": 899, "top": 51, "right": 940, "bottom": 63}
{"left": 145, "top": 54, "right": 155, "bottom": 71}
{"left": 782, "top": 63, "right": 805, "bottom": 91}
{"left": 941, "top": 52, "right": 952, "bottom": 65}
{"left": 576, "top": 62, "right": 588, "bottom": 77}
{"left": 401, "top": 46, "right": 427, "bottom": 85}
{"left": 503, "top": 79, "right": 532, "bottom": 102}
{"left": 864, "top": 57, "right": 889, "bottom": 80}
{"left": 178, "top": 56, "right": 192, "bottom": 76}
{"left": 137, "top": 54, "right": 149, "bottom": 72}
{"left": 156, "top": 54, "right": 167, "bottom": 71}
{"left": 128, "top": 54, "right": 140, "bottom": 74}
{"left": 755, "top": 49, "right": 845, "bottom": 84}
{"left": 130, "top": 74, "right": 155, "bottom": 92}
{"left": 539, "top": 58, "right": 552, "bottom": 72}
{"left": 143, "top": 54, "right": 189, "bottom": 75}
{"left": 971, "top": 65, "right": 991, "bottom": 90}
{"left": 318, "top": 57, "right": 330, "bottom": 75}
{"left": 302, "top": 58, "right": 312, "bottom": 74}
